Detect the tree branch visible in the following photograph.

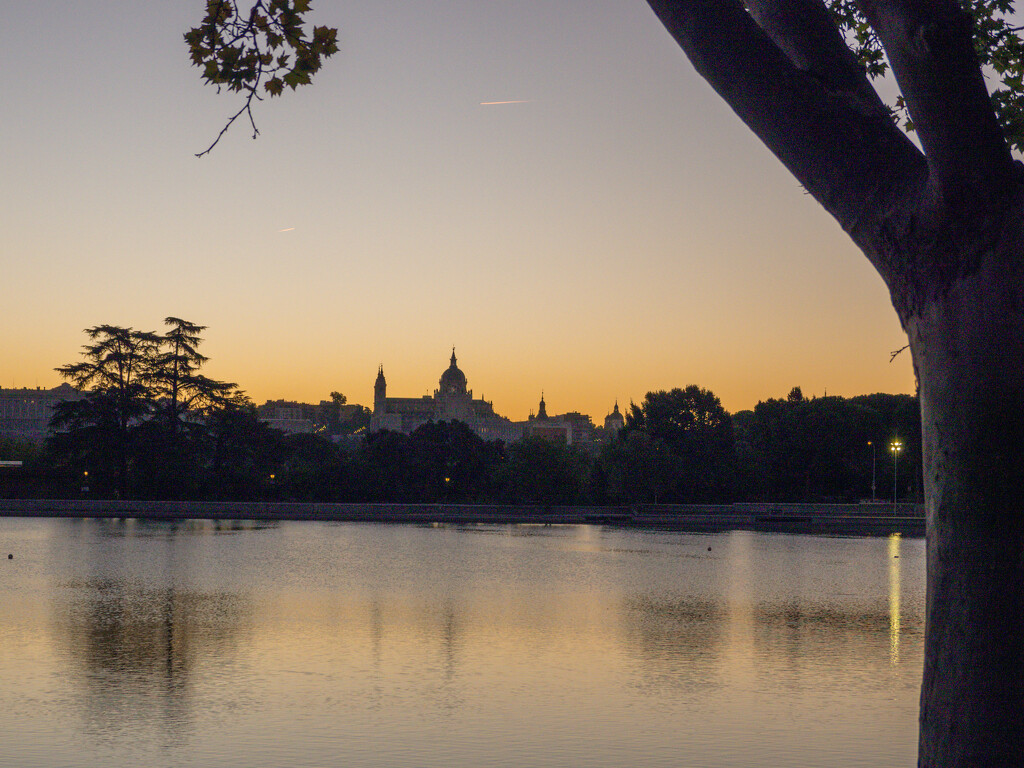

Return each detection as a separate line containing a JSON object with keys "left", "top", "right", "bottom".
{"left": 186, "top": 1, "right": 338, "bottom": 156}
{"left": 645, "top": 0, "right": 925, "bottom": 284}
{"left": 747, "top": 0, "right": 877, "bottom": 93}
{"left": 195, "top": 93, "right": 261, "bottom": 158}
{"left": 857, "top": 0, "right": 1015, "bottom": 205}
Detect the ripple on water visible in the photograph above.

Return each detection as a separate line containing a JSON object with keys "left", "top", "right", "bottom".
{"left": 0, "top": 519, "right": 923, "bottom": 767}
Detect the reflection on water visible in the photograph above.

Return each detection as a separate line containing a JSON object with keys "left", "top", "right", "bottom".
{"left": 50, "top": 519, "right": 257, "bottom": 752}
{"left": 0, "top": 519, "right": 925, "bottom": 768}
{"left": 889, "top": 532, "right": 902, "bottom": 664}
{"left": 56, "top": 584, "right": 251, "bottom": 742}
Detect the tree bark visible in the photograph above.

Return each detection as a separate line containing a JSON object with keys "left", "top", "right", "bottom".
{"left": 909, "top": 236, "right": 1024, "bottom": 767}
{"left": 644, "top": 1, "right": 1024, "bottom": 764}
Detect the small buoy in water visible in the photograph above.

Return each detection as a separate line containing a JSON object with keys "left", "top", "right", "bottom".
{"left": 7, "top": 554, "right": 12, "bottom": 559}
{"left": 707, "top": 546, "right": 712, "bottom": 552}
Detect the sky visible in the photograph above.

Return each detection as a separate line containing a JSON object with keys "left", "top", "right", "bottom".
{"left": 1, "top": 0, "right": 915, "bottom": 421}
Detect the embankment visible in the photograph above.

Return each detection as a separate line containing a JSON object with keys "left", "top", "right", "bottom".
{"left": 0, "top": 499, "right": 925, "bottom": 536}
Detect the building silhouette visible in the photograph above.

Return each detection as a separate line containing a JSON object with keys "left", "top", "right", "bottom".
{"left": 523, "top": 393, "right": 597, "bottom": 446}
{"left": 256, "top": 399, "right": 367, "bottom": 438}
{"left": 604, "top": 401, "right": 625, "bottom": 433}
{"left": 0, "top": 383, "right": 82, "bottom": 442}
{"left": 368, "top": 351, "right": 619, "bottom": 449}
{"left": 370, "top": 350, "right": 522, "bottom": 442}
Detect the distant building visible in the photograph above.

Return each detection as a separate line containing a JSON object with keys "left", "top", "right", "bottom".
{"left": 604, "top": 401, "right": 625, "bottom": 433}
{"left": 370, "top": 350, "right": 522, "bottom": 442}
{"left": 523, "top": 393, "right": 596, "bottom": 447}
{"left": 368, "top": 351, "right": 618, "bottom": 448}
{"left": 523, "top": 392, "right": 568, "bottom": 443}
{"left": 257, "top": 399, "right": 366, "bottom": 437}
{"left": 256, "top": 400, "right": 314, "bottom": 434}
{"left": 0, "top": 383, "right": 82, "bottom": 442}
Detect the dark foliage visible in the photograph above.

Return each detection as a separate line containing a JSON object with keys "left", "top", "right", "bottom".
{"left": 21, "top": 335, "right": 921, "bottom": 505}
{"left": 185, "top": 0, "right": 339, "bottom": 155}
{"left": 737, "top": 390, "right": 921, "bottom": 502}
{"left": 617, "top": 386, "right": 735, "bottom": 502}
{"left": 496, "top": 437, "right": 589, "bottom": 504}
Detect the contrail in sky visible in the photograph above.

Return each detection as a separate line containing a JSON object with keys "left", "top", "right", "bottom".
{"left": 479, "top": 100, "right": 533, "bottom": 105}
{"left": 278, "top": 227, "right": 295, "bottom": 232}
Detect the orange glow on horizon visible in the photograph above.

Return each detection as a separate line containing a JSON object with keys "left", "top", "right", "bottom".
{"left": 1, "top": 3, "right": 917, "bottom": 428}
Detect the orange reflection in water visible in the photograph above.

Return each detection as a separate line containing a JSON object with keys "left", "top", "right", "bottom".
{"left": 889, "top": 533, "right": 902, "bottom": 664}
{"left": 0, "top": 519, "right": 927, "bottom": 768}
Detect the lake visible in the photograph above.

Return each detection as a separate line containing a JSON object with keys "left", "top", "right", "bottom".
{"left": 0, "top": 518, "right": 923, "bottom": 767}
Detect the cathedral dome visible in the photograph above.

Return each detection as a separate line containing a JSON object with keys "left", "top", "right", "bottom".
{"left": 439, "top": 349, "right": 467, "bottom": 393}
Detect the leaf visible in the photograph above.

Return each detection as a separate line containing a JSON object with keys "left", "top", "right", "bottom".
{"left": 188, "top": 0, "right": 340, "bottom": 155}
{"left": 826, "top": 0, "right": 1024, "bottom": 148}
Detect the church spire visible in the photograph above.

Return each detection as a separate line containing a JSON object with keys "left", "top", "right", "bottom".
{"left": 537, "top": 391, "right": 548, "bottom": 420}
{"left": 374, "top": 365, "right": 386, "bottom": 407}
{"left": 450, "top": 346, "right": 457, "bottom": 367}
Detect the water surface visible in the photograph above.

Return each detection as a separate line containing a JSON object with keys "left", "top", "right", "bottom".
{"left": 0, "top": 518, "right": 923, "bottom": 767}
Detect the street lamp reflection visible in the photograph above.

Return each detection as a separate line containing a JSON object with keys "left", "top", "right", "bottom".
{"left": 888, "top": 532, "right": 902, "bottom": 664}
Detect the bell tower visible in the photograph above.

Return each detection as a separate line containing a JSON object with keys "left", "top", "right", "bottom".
{"left": 373, "top": 366, "right": 387, "bottom": 413}
{"left": 536, "top": 391, "right": 549, "bottom": 421}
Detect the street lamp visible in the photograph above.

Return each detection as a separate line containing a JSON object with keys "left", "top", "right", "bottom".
{"left": 868, "top": 441, "right": 876, "bottom": 502}
{"left": 890, "top": 440, "right": 903, "bottom": 509}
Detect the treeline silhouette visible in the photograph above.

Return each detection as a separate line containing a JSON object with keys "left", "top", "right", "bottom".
{"left": 1, "top": 321, "right": 921, "bottom": 504}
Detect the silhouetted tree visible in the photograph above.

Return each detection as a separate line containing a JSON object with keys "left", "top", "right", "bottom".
{"left": 645, "top": 3, "right": 1024, "bottom": 758}
{"left": 0, "top": 436, "right": 38, "bottom": 463}
{"left": 0, "top": 437, "right": 47, "bottom": 499}
{"left": 140, "top": 317, "right": 246, "bottom": 498}
{"left": 185, "top": 0, "right": 339, "bottom": 155}
{"left": 741, "top": 391, "right": 905, "bottom": 502}
{"left": 201, "top": 403, "right": 287, "bottom": 500}
{"left": 497, "top": 436, "right": 590, "bottom": 505}
{"left": 49, "top": 320, "right": 249, "bottom": 499}
{"left": 599, "top": 430, "right": 680, "bottom": 503}
{"left": 356, "top": 430, "right": 415, "bottom": 502}
{"left": 405, "top": 421, "right": 502, "bottom": 502}
{"left": 851, "top": 393, "right": 923, "bottom": 501}
{"left": 352, "top": 421, "right": 502, "bottom": 503}
{"left": 53, "top": 326, "right": 160, "bottom": 496}
{"left": 153, "top": 317, "right": 243, "bottom": 432}
{"left": 273, "top": 432, "right": 348, "bottom": 501}
{"left": 730, "top": 409, "right": 764, "bottom": 500}
{"left": 623, "top": 386, "right": 734, "bottom": 501}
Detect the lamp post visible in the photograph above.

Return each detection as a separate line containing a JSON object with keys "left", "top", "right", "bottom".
{"left": 890, "top": 440, "right": 903, "bottom": 510}
{"left": 868, "top": 441, "right": 876, "bottom": 502}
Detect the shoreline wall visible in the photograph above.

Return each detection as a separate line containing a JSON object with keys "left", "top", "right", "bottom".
{"left": 0, "top": 499, "right": 925, "bottom": 536}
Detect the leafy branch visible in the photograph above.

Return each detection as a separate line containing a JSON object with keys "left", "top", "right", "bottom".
{"left": 185, "top": 0, "right": 339, "bottom": 157}
{"left": 827, "top": 0, "right": 1024, "bottom": 151}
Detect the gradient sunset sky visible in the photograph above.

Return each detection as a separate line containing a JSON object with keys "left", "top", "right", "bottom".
{"left": 1, "top": 1, "right": 914, "bottom": 420}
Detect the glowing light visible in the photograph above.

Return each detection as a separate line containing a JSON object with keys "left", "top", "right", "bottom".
{"left": 888, "top": 533, "right": 902, "bottom": 664}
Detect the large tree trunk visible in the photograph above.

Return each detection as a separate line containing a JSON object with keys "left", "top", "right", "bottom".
{"left": 641, "top": 1, "right": 1024, "bottom": 760}
{"left": 908, "top": 236, "right": 1024, "bottom": 766}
